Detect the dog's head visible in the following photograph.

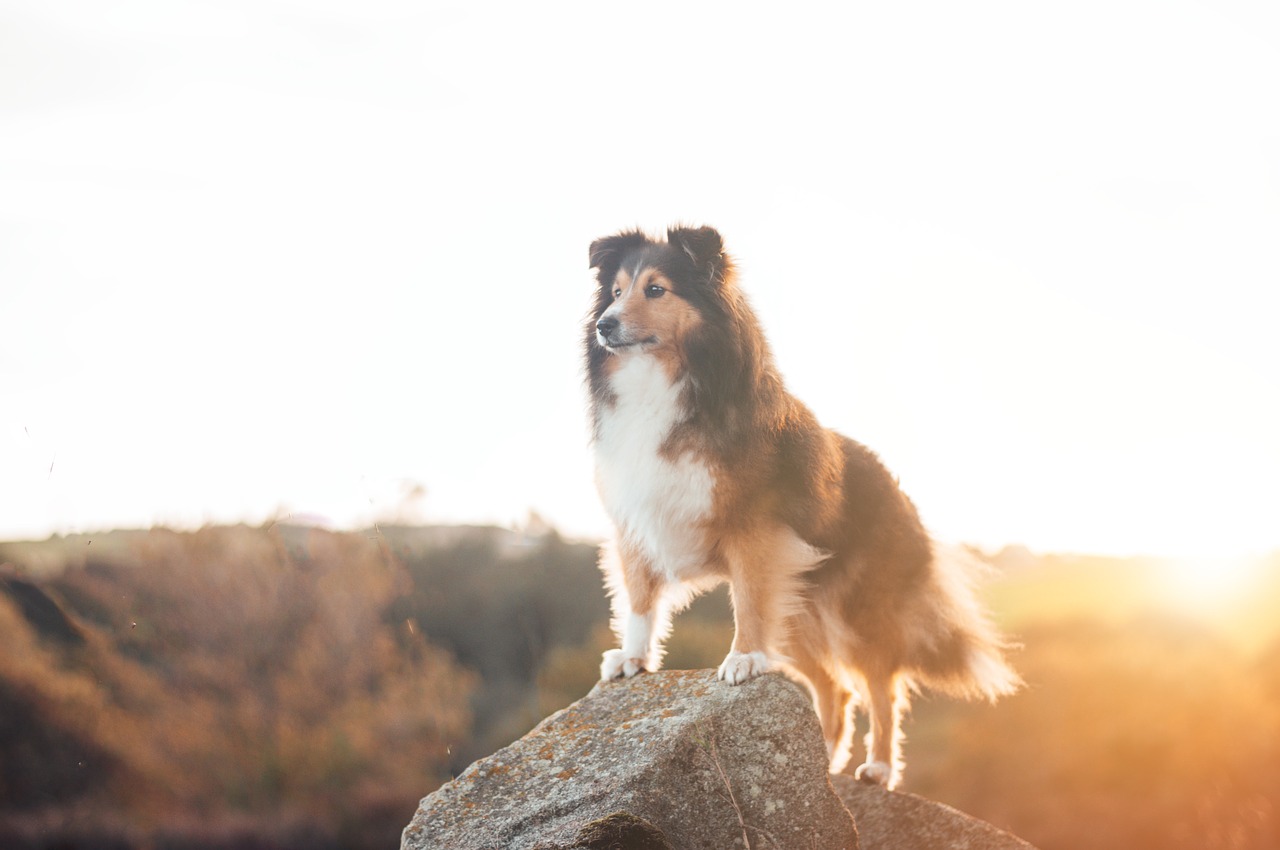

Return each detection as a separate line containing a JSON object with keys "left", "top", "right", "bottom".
{"left": 587, "top": 226, "right": 732, "bottom": 358}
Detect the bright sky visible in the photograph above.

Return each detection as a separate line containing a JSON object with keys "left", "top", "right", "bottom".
{"left": 2, "top": 0, "right": 1278, "bottom": 558}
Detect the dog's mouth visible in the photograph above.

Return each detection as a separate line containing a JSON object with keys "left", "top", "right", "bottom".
{"left": 598, "top": 333, "right": 659, "bottom": 351}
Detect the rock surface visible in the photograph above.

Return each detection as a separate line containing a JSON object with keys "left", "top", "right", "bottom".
{"left": 835, "top": 776, "right": 1037, "bottom": 849}
{"left": 401, "top": 668, "right": 1038, "bottom": 850}
{"left": 402, "top": 670, "right": 859, "bottom": 849}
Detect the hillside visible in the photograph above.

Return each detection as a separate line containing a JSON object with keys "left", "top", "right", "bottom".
{"left": 2, "top": 525, "right": 1278, "bottom": 849}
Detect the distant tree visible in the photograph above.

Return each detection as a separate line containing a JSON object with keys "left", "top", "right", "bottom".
{"left": 389, "top": 529, "right": 608, "bottom": 765}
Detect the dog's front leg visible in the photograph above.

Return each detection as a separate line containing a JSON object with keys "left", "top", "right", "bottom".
{"left": 600, "top": 539, "right": 664, "bottom": 680}
{"left": 601, "top": 607, "right": 657, "bottom": 680}
{"left": 718, "top": 567, "right": 773, "bottom": 685}
{"left": 717, "top": 527, "right": 821, "bottom": 685}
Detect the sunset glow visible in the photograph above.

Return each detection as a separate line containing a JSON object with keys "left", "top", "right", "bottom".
{"left": 1162, "top": 556, "right": 1258, "bottom": 602}
{"left": 1155, "top": 555, "right": 1275, "bottom": 642}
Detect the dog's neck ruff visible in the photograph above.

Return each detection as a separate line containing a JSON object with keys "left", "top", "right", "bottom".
{"left": 593, "top": 354, "right": 715, "bottom": 581}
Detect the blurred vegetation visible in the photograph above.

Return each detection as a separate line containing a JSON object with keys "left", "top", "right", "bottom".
{"left": 1, "top": 526, "right": 1278, "bottom": 850}
{"left": 0, "top": 526, "right": 474, "bottom": 850}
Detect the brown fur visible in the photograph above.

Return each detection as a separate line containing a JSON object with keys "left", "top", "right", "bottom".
{"left": 585, "top": 226, "right": 1019, "bottom": 788}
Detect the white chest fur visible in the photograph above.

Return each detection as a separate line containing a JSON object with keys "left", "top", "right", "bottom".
{"left": 593, "top": 355, "right": 715, "bottom": 581}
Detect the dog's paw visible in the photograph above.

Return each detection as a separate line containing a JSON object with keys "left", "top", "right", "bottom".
{"left": 600, "top": 649, "right": 647, "bottom": 681}
{"left": 854, "top": 760, "right": 894, "bottom": 787}
{"left": 717, "top": 650, "right": 770, "bottom": 685}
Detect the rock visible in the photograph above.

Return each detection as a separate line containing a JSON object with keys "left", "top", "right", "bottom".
{"left": 834, "top": 776, "right": 1037, "bottom": 850}
{"left": 401, "top": 668, "right": 1040, "bottom": 850}
{"left": 401, "top": 670, "right": 859, "bottom": 850}
{"left": 531, "top": 812, "right": 674, "bottom": 850}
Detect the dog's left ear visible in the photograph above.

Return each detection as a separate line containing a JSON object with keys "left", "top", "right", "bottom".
{"left": 667, "top": 226, "right": 727, "bottom": 286}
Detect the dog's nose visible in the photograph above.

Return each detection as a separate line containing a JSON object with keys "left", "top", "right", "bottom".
{"left": 596, "top": 316, "right": 619, "bottom": 337}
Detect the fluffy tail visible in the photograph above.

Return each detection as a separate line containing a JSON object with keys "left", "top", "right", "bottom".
{"left": 909, "top": 541, "right": 1022, "bottom": 701}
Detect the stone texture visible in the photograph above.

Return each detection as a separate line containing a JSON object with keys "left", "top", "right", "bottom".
{"left": 531, "top": 812, "right": 674, "bottom": 850}
{"left": 401, "top": 670, "right": 859, "bottom": 850}
{"left": 834, "top": 776, "right": 1037, "bottom": 850}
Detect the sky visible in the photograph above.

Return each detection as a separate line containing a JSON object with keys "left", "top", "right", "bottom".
{"left": 2, "top": 0, "right": 1278, "bottom": 558}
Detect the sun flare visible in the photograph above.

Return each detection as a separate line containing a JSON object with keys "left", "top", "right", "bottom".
{"left": 1156, "top": 555, "right": 1268, "bottom": 620}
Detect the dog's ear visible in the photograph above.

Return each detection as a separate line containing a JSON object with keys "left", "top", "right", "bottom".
{"left": 667, "top": 225, "right": 727, "bottom": 286}
{"left": 589, "top": 230, "right": 648, "bottom": 271}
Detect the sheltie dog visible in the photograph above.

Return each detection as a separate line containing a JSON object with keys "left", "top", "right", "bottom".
{"left": 584, "top": 225, "right": 1019, "bottom": 788}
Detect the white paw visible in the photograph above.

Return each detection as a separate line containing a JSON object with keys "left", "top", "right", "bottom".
{"left": 717, "top": 650, "right": 770, "bottom": 685}
{"left": 600, "top": 649, "right": 647, "bottom": 680}
{"left": 854, "top": 760, "right": 894, "bottom": 787}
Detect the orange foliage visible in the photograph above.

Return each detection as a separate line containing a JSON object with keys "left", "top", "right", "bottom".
{"left": 0, "top": 525, "right": 474, "bottom": 850}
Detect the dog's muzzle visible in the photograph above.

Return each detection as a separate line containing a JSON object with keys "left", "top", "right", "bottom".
{"left": 596, "top": 315, "right": 622, "bottom": 347}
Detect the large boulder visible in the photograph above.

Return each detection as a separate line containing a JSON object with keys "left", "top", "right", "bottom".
{"left": 402, "top": 670, "right": 859, "bottom": 849}
{"left": 401, "top": 669, "right": 1038, "bottom": 850}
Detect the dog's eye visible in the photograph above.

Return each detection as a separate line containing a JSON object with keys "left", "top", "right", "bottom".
{"left": 645, "top": 284, "right": 665, "bottom": 298}
{"left": 612, "top": 288, "right": 622, "bottom": 298}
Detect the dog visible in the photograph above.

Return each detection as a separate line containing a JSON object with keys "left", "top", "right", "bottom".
{"left": 584, "top": 225, "right": 1019, "bottom": 788}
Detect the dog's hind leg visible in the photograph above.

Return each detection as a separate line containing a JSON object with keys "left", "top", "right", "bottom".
{"left": 822, "top": 678, "right": 858, "bottom": 774}
{"left": 854, "top": 667, "right": 907, "bottom": 789}
{"left": 790, "top": 651, "right": 858, "bottom": 773}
